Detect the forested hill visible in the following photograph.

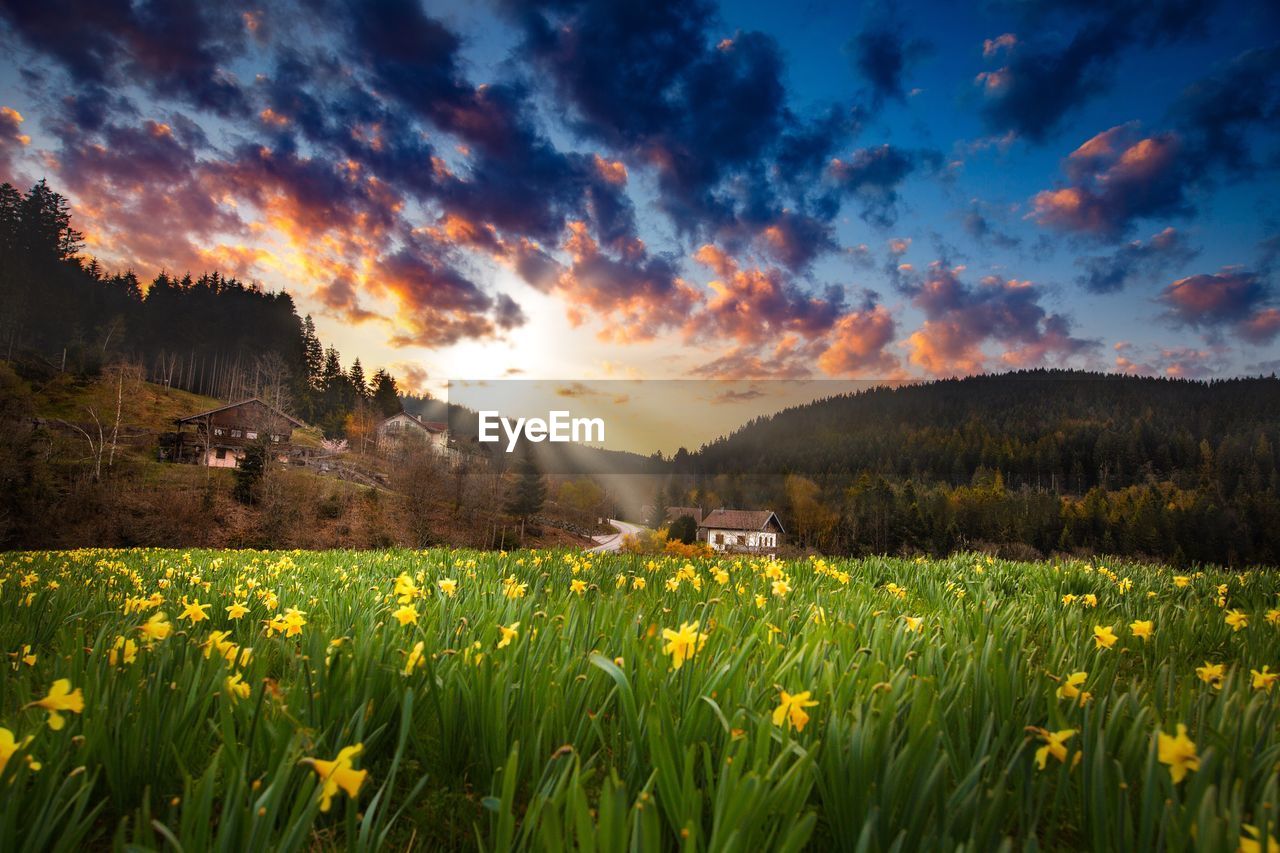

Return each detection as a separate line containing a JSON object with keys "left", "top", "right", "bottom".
{"left": 693, "top": 371, "right": 1280, "bottom": 493}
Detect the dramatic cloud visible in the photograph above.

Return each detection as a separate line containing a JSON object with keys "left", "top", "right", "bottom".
{"left": 0, "top": 0, "right": 253, "bottom": 115}
{"left": 1075, "top": 227, "right": 1198, "bottom": 293}
{"left": 1030, "top": 123, "right": 1191, "bottom": 237}
{"left": 901, "top": 262, "right": 1096, "bottom": 374}
{"left": 1158, "top": 267, "right": 1280, "bottom": 344}
{"left": 974, "top": 0, "right": 1214, "bottom": 141}
{"left": 828, "top": 145, "right": 941, "bottom": 227}
{"left": 850, "top": 20, "right": 929, "bottom": 106}
{"left": 0, "top": 106, "right": 30, "bottom": 181}
{"left": 1113, "top": 341, "right": 1227, "bottom": 378}
{"left": 1172, "top": 45, "right": 1280, "bottom": 174}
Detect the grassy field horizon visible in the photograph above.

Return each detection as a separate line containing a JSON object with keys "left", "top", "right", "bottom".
{"left": 2, "top": 546, "right": 1279, "bottom": 850}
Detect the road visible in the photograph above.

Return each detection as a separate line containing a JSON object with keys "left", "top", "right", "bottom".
{"left": 586, "top": 519, "right": 646, "bottom": 553}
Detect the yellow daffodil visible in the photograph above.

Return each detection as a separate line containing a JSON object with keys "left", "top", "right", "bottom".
{"left": 1093, "top": 625, "right": 1118, "bottom": 650}
{"left": 1239, "top": 824, "right": 1280, "bottom": 853}
{"left": 25, "top": 679, "right": 85, "bottom": 730}
{"left": 226, "top": 602, "right": 250, "bottom": 620}
{"left": 631, "top": 576, "right": 646, "bottom": 590}
{"left": 497, "top": 622, "right": 520, "bottom": 649}
{"left": 1081, "top": 594, "right": 1098, "bottom": 608}
{"left": 1267, "top": 609, "right": 1280, "bottom": 626}
{"left": 772, "top": 690, "right": 818, "bottom": 733}
{"left": 1031, "top": 727, "right": 1076, "bottom": 769}
{"left": 661, "top": 621, "right": 708, "bottom": 670}
{"left": 109, "top": 635, "right": 138, "bottom": 666}
{"left": 1251, "top": 666, "right": 1279, "bottom": 692}
{"left": 179, "top": 597, "right": 210, "bottom": 624}
{"left": 1061, "top": 593, "right": 1077, "bottom": 606}
{"left": 0, "top": 727, "right": 38, "bottom": 774}
{"left": 138, "top": 611, "right": 172, "bottom": 643}
{"left": 392, "top": 604, "right": 418, "bottom": 626}
{"left": 438, "top": 578, "right": 457, "bottom": 597}
{"left": 570, "top": 578, "right": 587, "bottom": 595}
{"left": 1173, "top": 575, "right": 1190, "bottom": 588}
{"left": 1226, "top": 609, "right": 1249, "bottom": 631}
{"left": 404, "top": 640, "right": 425, "bottom": 675}
{"left": 1157, "top": 724, "right": 1199, "bottom": 783}
{"left": 1056, "top": 671, "right": 1089, "bottom": 704}
{"left": 1196, "top": 661, "right": 1226, "bottom": 688}
{"left": 903, "top": 615, "right": 924, "bottom": 633}
{"left": 302, "top": 744, "right": 368, "bottom": 812}
{"left": 394, "top": 573, "right": 420, "bottom": 603}
{"left": 771, "top": 579, "right": 791, "bottom": 598}
{"left": 1130, "top": 620, "right": 1153, "bottom": 640}
{"left": 224, "top": 672, "right": 251, "bottom": 702}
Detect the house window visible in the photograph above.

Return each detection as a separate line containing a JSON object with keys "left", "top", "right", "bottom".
{"left": 246, "top": 431, "right": 258, "bottom": 440}
{"left": 270, "top": 434, "right": 281, "bottom": 443}
{"left": 213, "top": 427, "right": 224, "bottom": 436}
{"left": 215, "top": 448, "right": 227, "bottom": 460}
{"left": 230, "top": 429, "right": 242, "bottom": 438}
{"left": 715, "top": 533, "right": 724, "bottom": 545}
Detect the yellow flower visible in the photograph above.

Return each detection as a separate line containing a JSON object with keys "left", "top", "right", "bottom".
{"left": 226, "top": 602, "right": 250, "bottom": 620}
{"left": 109, "top": 635, "right": 138, "bottom": 666}
{"left": 1196, "top": 661, "right": 1225, "bottom": 688}
{"left": 392, "top": 604, "right": 418, "bottom": 626}
{"left": 438, "top": 578, "right": 458, "bottom": 597}
{"left": 280, "top": 608, "right": 307, "bottom": 637}
{"left": 497, "top": 622, "right": 520, "bottom": 649}
{"left": 1239, "top": 823, "right": 1280, "bottom": 853}
{"left": 1267, "top": 609, "right": 1280, "bottom": 626}
{"left": 394, "top": 573, "right": 420, "bottom": 603}
{"left": 1056, "top": 671, "right": 1088, "bottom": 703}
{"left": 179, "top": 597, "right": 210, "bottom": 624}
{"left": 1173, "top": 575, "right": 1190, "bottom": 588}
{"left": 570, "top": 578, "right": 587, "bottom": 595}
{"left": 1061, "top": 593, "right": 1077, "bottom": 606}
{"left": 404, "top": 640, "right": 426, "bottom": 675}
{"left": 302, "top": 744, "right": 368, "bottom": 812}
{"left": 1157, "top": 724, "right": 1199, "bottom": 783}
{"left": 1251, "top": 666, "right": 1279, "bottom": 692}
{"left": 138, "top": 611, "right": 172, "bottom": 642}
{"left": 903, "top": 615, "right": 924, "bottom": 633}
{"left": 1031, "top": 727, "right": 1076, "bottom": 769}
{"left": 1129, "top": 620, "right": 1154, "bottom": 640}
{"left": 25, "top": 679, "right": 85, "bottom": 731}
{"left": 771, "top": 690, "right": 819, "bottom": 733}
{"left": 1081, "top": 594, "right": 1098, "bottom": 608}
{"left": 1093, "top": 625, "right": 1118, "bottom": 650}
{"left": 224, "top": 672, "right": 251, "bottom": 702}
{"left": 771, "top": 579, "right": 790, "bottom": 598}
{"left": 631, "top": 576, "right": 646, "bottom": 590}
{"left": 714, "top": 569, "right": 729, "bottom": 585}
{"left": 754, "top": 594, "right": 767, "bottom": 609}
{"left": 1226, "top": 609, "right": 1249, "bottom": 632}
{"left": 0, "top": 727, "right": 37, "bottom": 774}
{"left": 661, "top": 621, "right": 708, "bottom": 670}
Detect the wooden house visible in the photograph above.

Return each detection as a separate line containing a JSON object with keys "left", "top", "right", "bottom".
{"left": 376, "top": 411, "right": 451, "bottom": 456}
{"left": 171, "top": 398, "right": 303, "bottom": 468}
{"left": 698, "top": 509, "right": 785, "bottom": 554}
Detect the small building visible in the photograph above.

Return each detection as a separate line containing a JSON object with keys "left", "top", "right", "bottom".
{"left": 698, "top": 509, "right": 785, "bottom": 554}
{"left": 172, "top": 399, "right": 303, "bottom": 468}
{"left": 376, "top": 411, "right": 450, "bottom": 455}
{"left": 666, "top": 506, "right": 703, "bottom": 525}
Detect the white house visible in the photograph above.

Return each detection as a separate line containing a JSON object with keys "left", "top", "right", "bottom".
{"left": 376, "top": 411, "right": 451, "bottom": 456}
{"left": 698, "top": 509, "right": 784, "bottom": 553}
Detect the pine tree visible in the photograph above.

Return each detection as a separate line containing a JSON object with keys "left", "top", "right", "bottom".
{"left": 504, "top": 448, "right": 547, "bottom": 536}
{"left": 348, "top": 358, "right": 368, "bottom": 400}
{"left": 302, "top": 316, "right": 323, "bottom": 390}
{"left": 370, "top": 369, "right": 401, "bottom": 416}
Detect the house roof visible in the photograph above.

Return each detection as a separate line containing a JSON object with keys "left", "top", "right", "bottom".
{"left": 666, "top": 506, "right": 703, "bottom": 524}
{"left": 383, "top": 411, "right": 447, "bottom": 432}
{"left": 175, "top": 398, "right": 304, "bottom": 427}
{"left": 698, "top": 509, "right": 785, "bottom": 533}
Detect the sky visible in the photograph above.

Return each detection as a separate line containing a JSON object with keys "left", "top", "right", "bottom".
{"left": 1, "top": 0, "right": 1279, "bottom": 396}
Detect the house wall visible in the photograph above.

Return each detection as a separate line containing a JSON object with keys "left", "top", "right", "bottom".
{"left": 705, "top": 529, "right": 779, "bottom": 552}
{"left": 204, "top": 447, "right": 245, "bottom": 468}
{"left": 377, "top": 414, "right": 449, "bottom": 453}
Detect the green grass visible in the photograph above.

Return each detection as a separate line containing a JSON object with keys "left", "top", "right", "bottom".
{"left": 1, "top": 548, "right": 1278, "bottom": 851}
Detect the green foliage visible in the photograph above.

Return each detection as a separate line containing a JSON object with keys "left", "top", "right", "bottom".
{"left": 2, "top": 547, "right": 1279, "bottom": 849}
{"left": 504, "top": 451, "right": 547, "bottom": 521}
{"left": 232, "top": 440, "right": 268, "bottom": 504}
{"left": 668, "top": 514, "right": 698, "bottom": 544}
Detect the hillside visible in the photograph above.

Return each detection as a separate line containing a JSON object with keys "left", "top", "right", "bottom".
{"left": 0, "top": 365, "right": 597, "bottom": 551}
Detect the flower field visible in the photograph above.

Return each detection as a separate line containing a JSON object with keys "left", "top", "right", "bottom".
{"left": 2, "top": 549, "right": 1279, "bottom": 851}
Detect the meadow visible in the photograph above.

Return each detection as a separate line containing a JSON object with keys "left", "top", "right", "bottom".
{"left": 1, "top": 548, "right": 1278, "bottom": 852}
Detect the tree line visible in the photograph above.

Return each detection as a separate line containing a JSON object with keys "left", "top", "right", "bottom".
{"left": 0, "top": 178, "right": 405, "bottom": 436}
